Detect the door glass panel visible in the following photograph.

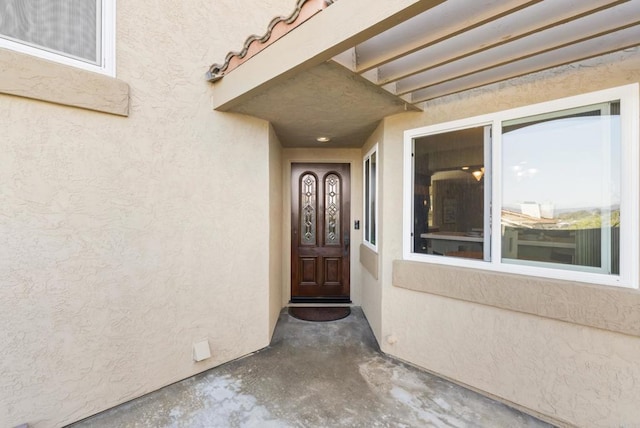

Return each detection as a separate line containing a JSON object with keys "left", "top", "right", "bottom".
{"left": 300, "top": 173, "right": 317, "bottom": 245}
{"left": 325, "top": 174, "right": 341, "bottom": 245}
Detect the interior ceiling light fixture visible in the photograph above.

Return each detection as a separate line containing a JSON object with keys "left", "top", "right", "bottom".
{"left": 316, "top": 136, "right": 331, "bottom": 143}
{"left": 472, "top": 167, "right": 486, "bottom": 182}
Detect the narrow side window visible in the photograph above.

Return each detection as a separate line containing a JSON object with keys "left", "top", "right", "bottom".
{"left": 363, "top": 145, "right": 378, "bottom": 250}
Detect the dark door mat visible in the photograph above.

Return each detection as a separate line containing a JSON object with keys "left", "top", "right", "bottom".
{"left": 288, "top": 307, "right": 351, "bottom": 322}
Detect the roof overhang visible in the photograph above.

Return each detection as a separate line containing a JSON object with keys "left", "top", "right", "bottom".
{"left": 209, "top": 0, "right": 640, "bottom": 148}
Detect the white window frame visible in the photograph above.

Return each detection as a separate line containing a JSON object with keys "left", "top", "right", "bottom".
{"left": 363, "top": 144, "right": 379, "bottom": 252}
{"left": 0, "top": 1, "right": 116, "bottom": 76}
{"left": 403, "top": 84, "right": 639, "bottom": 289}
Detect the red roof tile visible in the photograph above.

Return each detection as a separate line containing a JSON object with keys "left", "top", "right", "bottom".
{"left": 207, "top": 0, "right": 336, "bottom": 82}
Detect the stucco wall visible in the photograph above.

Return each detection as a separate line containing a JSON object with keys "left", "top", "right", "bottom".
{"left": 0, "top": 1, "right": 293, "bottom": 427}
{"left": 379, "top": 50, "right": 640, "bottom": 427}
{"left": 359, "top": 124, "right": 384, "bottom": 343}
{"left": 0, "top": 48, "right": 130, "bottom": 116}
{"left": 281, "top": 148, "right": 363, "bottom": 306}
{"left": 269, "top": 125, "right": 284, "bottom": 335}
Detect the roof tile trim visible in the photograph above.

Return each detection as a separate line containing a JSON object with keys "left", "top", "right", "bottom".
{"left": 207, "top": 0, "right": 336, "bottom": 82}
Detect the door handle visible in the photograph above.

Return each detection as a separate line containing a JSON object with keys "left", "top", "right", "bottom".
{"left": 344, "top": 234, "right": 350, "bottom": 256}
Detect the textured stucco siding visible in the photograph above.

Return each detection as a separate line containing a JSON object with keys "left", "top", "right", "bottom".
{"left": 0, "top": 1, "right": 292, "bottom": 427}
{"left": 359, "top": 124, "right": 384, "bottom": 344}
{"left": 269, "top": 124, "right": 284, "bottom": 336}
{"left": 380, "top": 49, "right": 640, "bottom": 427}
{"left": 0, "top": 48, "right": 130, "bottom": 116}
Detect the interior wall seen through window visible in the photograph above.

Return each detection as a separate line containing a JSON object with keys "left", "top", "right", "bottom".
{"left": 413, "top": 126, "right": 489, "bottom": 261}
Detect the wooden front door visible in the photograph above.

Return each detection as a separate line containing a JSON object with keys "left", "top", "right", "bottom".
{"left": 291, "top": 163, "right": 350, "bottom": 302}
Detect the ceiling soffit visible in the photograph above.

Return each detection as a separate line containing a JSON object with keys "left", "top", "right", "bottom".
{"left": 209, "top": 0, "right": 640, "bottom": 148}
{"left": 231, "top": 61, "right": 417, "bottom": 148}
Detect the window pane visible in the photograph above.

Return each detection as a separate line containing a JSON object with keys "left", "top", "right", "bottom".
{"left": 501, "top": 102, "right": 620, "bottom": 274}
{"left": 0, "top": 0, "right": 101, "bottom": 64}
{"left": 370, "top": 152, "right": 377, "bottom": 245}
{"left": 364, "top": 158, "right": 370, "bottom": 242}
{"left": 413, "top": 126, "right": 488, "bottom": 260}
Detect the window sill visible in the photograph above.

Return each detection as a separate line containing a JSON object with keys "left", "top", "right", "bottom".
{"left": 360, "top": 244, "right": 379, "bottom": 280}
{"left": 393, "top": 259, "right": 640, "bottom": 337}
{"left": 0, "top": 48, "right": 129, "bottom": 116}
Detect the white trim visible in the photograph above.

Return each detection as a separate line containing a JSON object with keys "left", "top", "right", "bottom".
{"left": 483, "top": 125, "right": 492, "bottom": 262}
{"left": 403, "top": 83, "right": 639, "bottom": 289}
{"left": 0, "top": 0, "right": 116, "bottom": 76}
{"left": 404, "top": 117, "right": 494, "bottom": 259}
{"left": 363, "top": 143, "right": 379, "bottom": 252}
{"left": 621, "top": 83, "right": 640, "bottom": 288}
{"left": 102, "top": 0, "right": 117, "bottom": 76}
{"left": 403, "top": 130, "right": 413, "bottom": 259}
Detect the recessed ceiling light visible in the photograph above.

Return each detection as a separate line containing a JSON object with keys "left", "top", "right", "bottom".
{"left": 461, "top": 166, "right": 470, "bottom": 170}
{"left": 316, "top": 136, "right": 331, "bottom": 143}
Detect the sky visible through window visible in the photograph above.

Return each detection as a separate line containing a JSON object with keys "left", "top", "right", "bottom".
{"left": 502, "top": 115, "right": 621, "bottom": 214}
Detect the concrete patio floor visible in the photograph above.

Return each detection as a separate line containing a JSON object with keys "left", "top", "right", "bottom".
{"left": 69, "top": 307, "right": 554, "bottom": 427}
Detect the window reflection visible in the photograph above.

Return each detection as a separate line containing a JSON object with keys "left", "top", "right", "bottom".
{"left": 501, "top": 102, "right": 620, "bottom": 274}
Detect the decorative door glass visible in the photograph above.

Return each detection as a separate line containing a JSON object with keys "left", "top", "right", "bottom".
{"left": 325, "top": 174, "right": 341, "bottom": 245}
{"left": 300, "top": 174, "right": 317, "bottom": 245}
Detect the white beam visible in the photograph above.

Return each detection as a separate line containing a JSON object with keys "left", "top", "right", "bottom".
{"left": 397, "top": 5, "right": 640, "bottom": 96}
{"left": 211, "top": 0, "right": 445, "bottom": 111}
{"left": 411, "top": 25, "right": 640, "bottom": 103}
{"left": 354, "top": 0, "right": 541, "bottom": 73}
{"left": 377, "top": 0, "right": 625, "bottom": 84}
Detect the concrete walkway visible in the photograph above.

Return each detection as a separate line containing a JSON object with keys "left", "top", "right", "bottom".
{"left": 70, "top": 308, "right": 553, "bottom": 427}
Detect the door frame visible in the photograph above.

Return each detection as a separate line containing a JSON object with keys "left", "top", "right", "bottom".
{"left": 290, "top": 162, "right": 351, "bottom": 303}
{"left": 284, "top": 158, "right": 357, "bottom": 304}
